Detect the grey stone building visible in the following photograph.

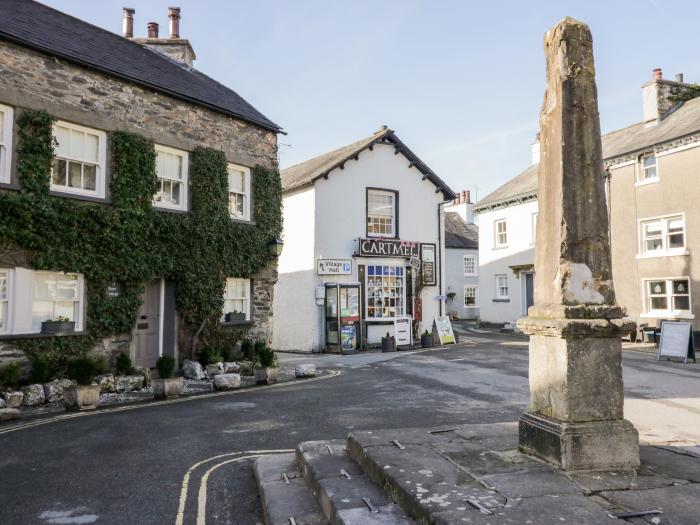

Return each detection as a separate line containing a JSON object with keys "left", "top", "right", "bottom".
{"left": 444, "top": 194, "right": 479, "bottom": 320}
{"left": 0, "top": 1, "right": 282, "bottom": 370}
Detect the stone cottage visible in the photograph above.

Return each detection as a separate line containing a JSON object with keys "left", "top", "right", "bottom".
{"left": 0, "top": 1, "right": 282, "bottom": 372}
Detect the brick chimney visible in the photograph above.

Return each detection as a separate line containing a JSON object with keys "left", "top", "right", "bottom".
{"left": 122, "top": 7, "right": 135, "bottom": 38}
{"left": 446, "top": 189, "right": 475, "bottom": 224}
{"left": 642, "top": 68, "right": 693, "bottom": 124}
{"left": 127, "top": 6, "right": 196, "bottom": 67}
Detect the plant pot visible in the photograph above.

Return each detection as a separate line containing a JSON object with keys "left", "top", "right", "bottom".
{"left": 421, "top": 333, "right": 433, "bottom": 348}
{"left": 224, "top": 312, "right": 246, "bottom": 323}
{"left": 255, "top": 367, "right": 278, "bottom": 385}
{"left": 63, "top": 384, "right": 100, "bottom": 411}
{"left": 153, "top": 377, "right": 183, "bottom": 400}
{"left": 381, "top": 337, "right": 396, "bottom": 353}
{"left": 41, "top": 321, "right": 75, "bottom": 335}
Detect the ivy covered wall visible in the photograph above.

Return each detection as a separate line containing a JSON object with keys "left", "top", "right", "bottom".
{"left": 0, "top": 110, "right": 282, "bottom": 370}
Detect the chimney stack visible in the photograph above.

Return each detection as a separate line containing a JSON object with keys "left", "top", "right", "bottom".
{"left": 643, "top": 67, "right": 693, "bottom": 124}
{"left": 653, "top": 68, "right": 663, "bottom": 80}
{"left": 122, "top": 7, "right": 135, "bottom": 38}
{"left": 168, "top": 7, "right": 181, "bottom": 38}
{"left": 147, "top": 22, "right": 159, "bottom": 38}
{"left": 676, "top": 73, "right": 684, "bottom": 83}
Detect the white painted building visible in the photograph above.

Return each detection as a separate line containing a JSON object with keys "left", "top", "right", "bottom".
{"left": 273, "top": 127, "right": 456, "bottom": 352}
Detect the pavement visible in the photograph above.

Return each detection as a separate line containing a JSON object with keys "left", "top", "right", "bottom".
{"left": 0, "top": 329, "right": 698, "bottom": 524}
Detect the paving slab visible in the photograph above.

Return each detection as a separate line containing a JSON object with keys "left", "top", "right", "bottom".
{"left": 639, "top": 445, "right": 700, "bottom": 483}
{"left": 569, "top": 468, "right": 688, "bottom": 494}
{"left": 479, "top": 470, "right": 581, "bottom": 498}
{"left": 600, "top": 483, "right": 700, "bottom": 525}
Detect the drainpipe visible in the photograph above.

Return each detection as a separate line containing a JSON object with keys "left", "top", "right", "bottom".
{"left": 437, "top": 198, "right": 450, "bottom": 316}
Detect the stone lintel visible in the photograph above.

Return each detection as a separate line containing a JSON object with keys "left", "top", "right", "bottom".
{"left": 519, "top": 412, "right": 640, "bottom": 471}
{"left": 517, "top": 316, "right": 635, "bottom": 338}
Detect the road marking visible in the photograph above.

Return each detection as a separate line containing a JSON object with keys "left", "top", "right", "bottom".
{"left": 0, "top": 370, "right": 342, "bottom": 437}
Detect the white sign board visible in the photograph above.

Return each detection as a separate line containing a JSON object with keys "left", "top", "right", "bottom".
{"left": 658, "top": 321, "right": 696, "bottom": 363}
{"left": 409, "top": 256, "right": 421, "bottom": 270}
{"left": 317, "top": 259, "right": 352, "bottom": 275}
{"left": 394, "top": 315, "right": 413, "bottom": 346}
{"left": 434, "top": 316, "right": 456, "bottom": 345}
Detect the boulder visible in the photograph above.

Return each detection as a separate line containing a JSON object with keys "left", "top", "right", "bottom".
{"left": 3, "top": 391, "right": 23, "bottom": 409}
{"left": 206, "top": 362, "right": 224, "bottom": 378}
{"left": 295, "top": 364, "right": 317, "bottom": 378}
{"left": 182, "top": 359, "right": 206, "bottom": 381}
{"left": 0, "top": 408, "right": 20, "bottom": 422}
{"left": 133, "top": 366, "right": 152, "bottom": 387}
{"left": 43, "top": 379, "right": 75, "bottom": 403}
{"left": 21, "top": 384, "right": 46, "bottom": 406}
{"left": 223, "top": 362, "right": 240, "bottom": 374}
{"left": 238, "top": 360, "right": 254, "bottom": 377}
{"left": 95, "top": 374, "right": 116, "bottom": 393}
{"left": 213, "top": 373, "right": 241, "bottom": 391}
{"left": 115, "top": 375, "right": 144, "bottom": 393}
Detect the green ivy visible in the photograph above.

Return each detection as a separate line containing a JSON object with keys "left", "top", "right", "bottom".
{"left": 0, "top": 110, "right": 281, "bottom": 373}
{"left": 668, "top": 84, "right": 700, "bottom": 103}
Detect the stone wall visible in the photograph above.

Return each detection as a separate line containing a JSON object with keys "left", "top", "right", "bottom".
{"left": 249, "top": 259, "right": 279, "bottom": 344}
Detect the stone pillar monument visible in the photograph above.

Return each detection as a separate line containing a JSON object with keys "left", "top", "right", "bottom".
{"left": 517, "top": 17, "right": 640, "bottom": 471}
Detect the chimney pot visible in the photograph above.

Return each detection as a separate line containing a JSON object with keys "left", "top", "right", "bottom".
{"left": 676, "top": 73, "right": 684, "bottom": 83}
{"left": 168, "top": 7, "right": 181, "bottom": 39}
{"left": 147, "top": 22, "right": 159, "bottom": 39}
{"left": 122, "top": 7, "right": 135, "bottom": 38}
{"left": 653, "top": 68, "right": 663, "bottom": 80}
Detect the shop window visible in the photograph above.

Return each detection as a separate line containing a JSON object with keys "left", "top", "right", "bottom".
{"left": 0, "top": 270, "right": 8, "bottom": 333}
{"left": 637, "top": 153, "right": 658, "bottom": 183}
{"left": 463, "top": 255, "right": 477, "bottom": 276}
{"left": 0, "top": 104, "right": 13, "bottom": 184}
{"left": 495, "top": 274, "right": 509, "bottom": 299}
{"left": 32, "top": 272, "right": 82, "bottom": 331}
{"left": 367, "top": 189, "right": 397, "bottom": 237}
{"left": 51, "top": 121, "right": 107, "bottom": 198}
{"left": 464, "top": 285, "right": 478, "bottom": 307}
{"left": 222, "top": 278, "right": 250, "bottom": 322}
{"left": 494, "top": 219, "right": 507, "bottom": 248}
{"left": 640, "top": 215, "right": 685, "bottom": 255}
{"left": 154, "top": 145, "right": 188, "bottom": 211}
{"left": 228, "top": 163, "right": 251, "bottom": 221}
{"left": 644, "top": 278, "right": 691, "bottom": 316}
{"left": 367, "top": 265, "right": 404, "bottom": 319}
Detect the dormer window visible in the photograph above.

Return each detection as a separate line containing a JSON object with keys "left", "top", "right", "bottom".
{"left": 637, "top": 153, "right": 658, "bottom": 184}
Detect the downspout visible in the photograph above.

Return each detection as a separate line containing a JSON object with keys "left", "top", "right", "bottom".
{"left": 437, "top": 198, "right": 450, "bottom": 316}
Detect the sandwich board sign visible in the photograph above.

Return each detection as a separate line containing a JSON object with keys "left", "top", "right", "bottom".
{"left": 658, "top": 321, "right": 696, "bottom": 363}
{"left": 434, "top": 316, "right": 456, "bottom": 345}
{"left": 394, "top": 315, "right": 413, "bottom": 346}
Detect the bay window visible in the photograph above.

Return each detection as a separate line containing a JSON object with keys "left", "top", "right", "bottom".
{"left": 51, "top": 121, "right": 106, "bottom": 198}
{"left": 644, "top": 278, "right": 691, "bottom": 317}
{"left": 0, "top": 104, "right": 13, "bottom": 184}
{"left": 367, "top": 189, "right": 397, "bottom": 237}
{"left": 366, "top": 265, "right": 404, "bottom": 319}
{"left": 155, "top": 145, "right": 188, "bottom": 211}
{"left": 222, "top": 278, "right": 251, "bottom": 322}
{"left": 639, "top": 214, "right": 686, "bottom": 255}
{"left": 228, "top": 163, "right": 251, "bottom": 220}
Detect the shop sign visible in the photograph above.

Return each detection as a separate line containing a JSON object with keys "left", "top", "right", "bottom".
{"left": 421, "top": 244, "right": 436, "bottom": 286}
{"left": 434, "top": 315, "right": 456, "bottom": 345}
{"left": 394, "top": 315, "right": 413, "bottom": 346}
{"left": 106, "top": 281, "right": 124, "bottom": 298}
{"left": 409, "top": 255, "right": 421, "bottom": 270}
{"left": 358, "top": 238, "right": 419, "bottom": 258}
{"left": 317, "top": 259, "right": 352, "bottom": 275}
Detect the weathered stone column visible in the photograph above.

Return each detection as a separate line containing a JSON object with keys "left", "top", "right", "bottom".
{"left": 516, "top": 17, "right": 639, "bottom": 471}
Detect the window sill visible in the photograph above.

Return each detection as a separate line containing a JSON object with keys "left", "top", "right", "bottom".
{"left": 635, "top": 178, "right": 660, "bottom": 187}
{"left": 0, "top": 331, "right": 88, "bottom": 340}
{"left": 636, "top": 250, "right": 689, "bottom": 259}
{"left": 49, "top": 189, "right": 109, "bottom": 204}
{"left": 220, "top": 320, "right": 253, "bottom": 327}
{"left": 492, "top": 298, "right": 510, "bottom": 303}
{"left": 230, "top": 217, "right": 256, "bottom": 226}
{"left": 364, "top": 319, "right": 395, "bottom": 325}
{"left": 493, "top": 245, "right": 508, "bottom": 250}
{"left": 640, "top": 312, "right": 695, "bottom": 320}
{"left": 154, "top": 206, "right": 189, "bottom": 215}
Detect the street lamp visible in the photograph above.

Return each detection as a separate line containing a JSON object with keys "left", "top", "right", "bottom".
{"left": 267, "top": 238, "right": 284, "bottom": 257}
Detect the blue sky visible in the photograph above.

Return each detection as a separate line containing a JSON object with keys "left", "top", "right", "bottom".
{"left": 40, "top": 0, "right": 700, "bottom": 200}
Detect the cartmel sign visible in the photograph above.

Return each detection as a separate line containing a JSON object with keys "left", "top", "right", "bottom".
{"left": 358, "top": 238, "right": 419, "bottom": 258}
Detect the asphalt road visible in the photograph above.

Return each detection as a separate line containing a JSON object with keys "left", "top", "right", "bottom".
{"left": 0, "top": 330, "right": 698, "bottom": 525}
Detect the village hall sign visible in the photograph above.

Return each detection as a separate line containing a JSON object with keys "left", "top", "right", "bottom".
{"left": 358, "top": 238, "right": 420, "bottom": 258}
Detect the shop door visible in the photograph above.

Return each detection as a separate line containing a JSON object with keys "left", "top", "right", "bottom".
{"left": 133, "top": 280, "right": 161, "bottom": 368}
{"left": 325, "top": 284, "right": 361, "bottom": 352}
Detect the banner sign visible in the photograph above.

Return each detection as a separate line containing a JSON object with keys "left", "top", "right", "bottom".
{"left": 421, "top": 244, "right": 436, "bottom": 286}
{"left": 358, "top": 238, "right": 419, "bottom": 258}
{"left": 317, "top": 259, "right": 352, "bottom": 275}
{"left": 434, "top": 316, "right": 456, "bottom": 345}
{"left": 658, "top": 321, "right": 696, "bottom": 363}
{"left": 341, "top": 324, "right": 357, "bottom": 351}
{"left": 394, "top": 315, "right": 413, "bottom": 346}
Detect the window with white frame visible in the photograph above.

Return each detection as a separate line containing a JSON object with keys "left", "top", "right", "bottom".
{"left": 463, "top": 255, "right": 477, "bottom": 276}
{"left": 494, "top": 219, "right": 507, "bottom": 248}
{"left": 51, "top": 121, "right": 106, "bottom": 198}
{"left": 640, "top": 215, "right": 685, "bottom": 255}
{"left": 0, "top": 104, "right": 14, "bottom": 184}
{"left": 366, "top": 265, "right": 404, "bottom": 318}
{"left": 0, "top": 270, "right": 8, "bottom": 333}
{"left": 228, "top": 163, "right": 251, "bottom": 220}
{"left": 531, "top": 212, "right": 538, "bottom": 244}
{"left": 367, "top": 189, "right": 397, "bottom": 237}
{"left": 464, "top": 285, "right": 478, "bottom": 308}
{"left": 644, "top": 278, "right": 691, "bottom": 316}
{"left": 637, "top": 153, "right": 658, "bottom": 183}
{"left": 154, "top": 145, "right": 188, "bottom": 211}
{"left": 222, "top": 278, "right": 251, "bottom": 322}
{"left": 32, "top": 272, "right": 82, "bottom": 331}
{"left": 495, "top": 274, "right": 509, "bottom": 299}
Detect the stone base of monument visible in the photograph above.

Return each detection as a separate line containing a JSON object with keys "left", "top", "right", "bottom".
{"left": 254, "top": 422, "right": 700, "bottom": 524}
{"left": 518, "top": 412, "right": 640, "bottom": 471}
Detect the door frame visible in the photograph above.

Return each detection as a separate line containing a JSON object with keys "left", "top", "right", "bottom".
{"left": 324, "top": 282, "right": 363, "bottom": 352}
{"left": 132, "top": 278, "right": 165, "bottom": 366}
{"left": 522, "top": 272, "right": 535, "bottom": 316}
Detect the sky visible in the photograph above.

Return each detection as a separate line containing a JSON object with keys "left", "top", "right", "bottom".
{"left": 39, "top": 0, "right": 700, "bottom": 201}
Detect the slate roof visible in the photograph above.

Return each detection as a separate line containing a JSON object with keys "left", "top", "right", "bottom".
{"left": 0, "top": 0, "right": 281, "bottom": 132}
{"left": 444, "top": 212, "right": 478, "bottom": 249}
{"left": 475, "top": 96, "right": 700, "bottom": 211}
{"left": 280, "top": 127, "right": 456, "bottom": 199}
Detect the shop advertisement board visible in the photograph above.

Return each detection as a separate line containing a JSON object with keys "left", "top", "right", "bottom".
{"left": 421, "top": 244, "right": 436, "bottom": 286}
{"left": 394, "top": 315, "right": 413, "bottom": 346}
{"left": 658, "top": 321, "right": 697, "bottom": 363}
{"left": 340, "top": 324, "right": 357, "bottom": 351}
{"left": 358, "top": 238, "right": 420, "bottom": 258}
{"left": 434, "top": 316, "right": 456, "bottom": 345}
{"left": 317, "top": 259, "right": 352, "bottom": 275}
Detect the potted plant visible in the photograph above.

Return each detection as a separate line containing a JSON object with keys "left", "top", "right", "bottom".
{"left": 224, "top": 310, "right": 246, "bottom": 322}
{"left": 421, "top": 330, "right": 433, "bottom": 348}
{"left": 63, "top": 356, "right": 101, "bottom": 411}
{"left": 254, "top": 344, "right": 278, "bottom": 384}
{"left": 153, "top": 355, "right": 183, "bottom": 399}
{"left": 41, "top": 315, "right": 75, "bottom": 335}
{"left": 382, "top": 332, "right": 396, "bottom": 352}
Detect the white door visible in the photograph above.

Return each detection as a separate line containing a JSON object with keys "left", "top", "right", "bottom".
{"left": 133, "top": 280, "right": 161, "bottom": 368}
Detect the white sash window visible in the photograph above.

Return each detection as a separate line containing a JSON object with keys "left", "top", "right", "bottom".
{"left": 155, "top": 145, "right": 188, "bottom": 211}
{"left": 0, "top": 104, "right": 14, "bottom": 184}
{"left": 228, "top": 163, "right": 251, "bottom": 220}
{"left": 51, "top": 121, "right": 107, "bottom": 198}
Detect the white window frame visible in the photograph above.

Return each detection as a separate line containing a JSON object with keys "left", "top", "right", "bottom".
{"left": 51, "top": 121, "right": 107, "bottom": 198}
{"left": 464, "top": 285, "right": 479, "bottom": 308}
{"left": 0, "top": 104, "right": 14, "bottom": 184}
{"left": 227, "top": 163, "right": 251, "bottom": 221}
{"left": 463, "top": 255, "right": 477, "bottom": 276}
{"left": 222, "top": 278, "right": 251, "bottom": 322}
{"left": 494, "top": 219, "right": 507, "bottom": 248}
{"left": 0, "top": 269, "right": 11, "bottom": 334}
{"left": 636, "top": 153, "right": 659, "bottom": 186}
{"left": 638, "top": 213, "right": 687, "bottom": 258}
{"left": 32, "top": 271, "right": 84, "bottom": 332}
{"left": 495, "top": 274, "right": 509, "bottom": 299}
{"left": 367, "top": 189, "right": 397, "bottom": 238}
{"left": 154, "top": 144, "right": 189, "bottom": 212}
{"left": 641, "top": 277, "right": 693, "bottom": 319}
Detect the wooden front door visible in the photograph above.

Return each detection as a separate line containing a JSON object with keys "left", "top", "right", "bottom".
{"left": 134, "top": 280, "right": 161, "bottom": 368}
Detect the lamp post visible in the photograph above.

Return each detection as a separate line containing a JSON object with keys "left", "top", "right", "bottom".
{"left": 267, "top": 238, "right": 284, "bottom": 258}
